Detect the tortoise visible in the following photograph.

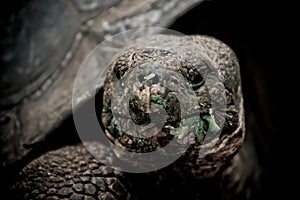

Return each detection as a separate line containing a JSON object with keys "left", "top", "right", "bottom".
{"left": 0, "top": 0, "right": 253, "bottom": 199}
{"left": 0, "top": 0, "right": 205, "bottom": 168}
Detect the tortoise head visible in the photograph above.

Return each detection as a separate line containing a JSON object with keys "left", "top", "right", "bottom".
{"left": 100, "top": 34, "right": 245, "bottom": 176}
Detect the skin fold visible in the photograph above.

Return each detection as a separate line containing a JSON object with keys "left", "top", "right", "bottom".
{"left": 10, "top": 35, "right": 247, "bottom": 199}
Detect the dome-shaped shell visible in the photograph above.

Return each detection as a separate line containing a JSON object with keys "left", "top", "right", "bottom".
{"left": 0, "top": 0, "right": 205, "bottom": 168}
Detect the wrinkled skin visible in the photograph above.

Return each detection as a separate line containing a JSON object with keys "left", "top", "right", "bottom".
{"left": 10, "top": 35, "right": 246, "bottom": 199}
{"left": 0, "top": 0, "right": 205, "bottom": 169}
{"left": 102, "top": 34, "right": 244, "bottom": 176}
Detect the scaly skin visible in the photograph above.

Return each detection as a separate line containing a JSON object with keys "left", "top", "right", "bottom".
{"left": 10, "top": 143, "right": 134, "bottom": 200}
{"left": 10, "top": 35, "right": 245, "bottom": 199}
{"left": 102, "top": 35, "right": 244, "bottom": 177}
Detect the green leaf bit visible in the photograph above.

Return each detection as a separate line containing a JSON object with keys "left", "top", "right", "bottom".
{"left": 179, "top": 114, "right": 221, "bottom": 142}
{"left": 150, "top": 95, "right": 167, "bottom": 108}
{"left": 202, "top": 114, "right": 221, "bottom": 133}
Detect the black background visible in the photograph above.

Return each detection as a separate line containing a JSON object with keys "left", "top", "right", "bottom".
{"left": 0, "top": 0, "right": 293, "bottom": 199}
{"left": 170, "top": 0, "right": 292, "bottom": 198}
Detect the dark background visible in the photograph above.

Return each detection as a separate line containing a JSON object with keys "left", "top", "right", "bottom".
{"left": 0, "top": 0, "right": 292, "bottom": 199}
{"left": 169, "top": 0, "right": 291, "bottom": 199}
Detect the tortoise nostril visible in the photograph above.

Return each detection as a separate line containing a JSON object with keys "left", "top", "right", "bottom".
{"left": 151, "top": 74, "right": 160, "bottom": 84}
{"left": 114, "top": 68, "right": 122, "bottom": 80}
{"left": 138, "top": 74, "right": 144, "bottom": 83}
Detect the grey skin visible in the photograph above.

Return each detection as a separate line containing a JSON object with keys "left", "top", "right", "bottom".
{"left": 0, "top": 0, "right": 205, "bottom": 168}
{"left": 10, "top": 35, "right": 247, "bottom": 199}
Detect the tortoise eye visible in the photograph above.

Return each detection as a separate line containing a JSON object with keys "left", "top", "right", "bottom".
{"left": 189, "top": 71, "right": 204, "bottom": 90}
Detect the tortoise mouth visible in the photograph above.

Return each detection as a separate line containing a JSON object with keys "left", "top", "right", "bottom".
{"left": 102, "top": 85, "right": 219, "bottom": 153}
{"left": 104, "top": 112, "right": 220, "bottom": 153}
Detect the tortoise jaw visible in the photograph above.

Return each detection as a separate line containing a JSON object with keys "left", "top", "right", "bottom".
{"left": 104, "top": 77, "right": 212, "bottom": 151}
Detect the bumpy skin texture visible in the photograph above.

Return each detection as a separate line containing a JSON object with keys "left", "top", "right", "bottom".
{"left": 11, "top": 143, "right": 134, "bottom": 200}
{"left": 102, "top": 35, "right": 244, "bottom": 177}
{"left": 0, "top": 0, "right": 205, "bottom": 168}
{"left": 10, "top": 35, "right": 245, "bottom": 199}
